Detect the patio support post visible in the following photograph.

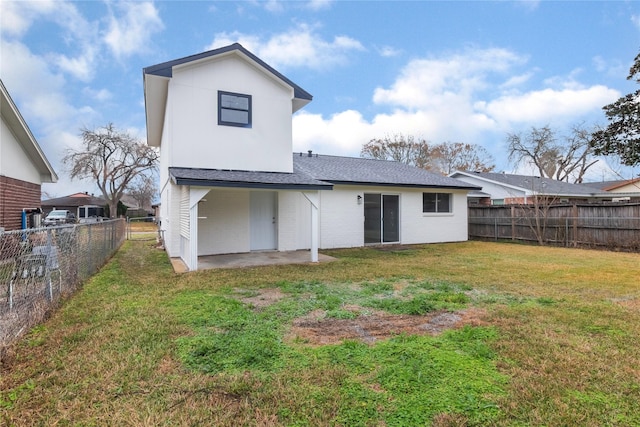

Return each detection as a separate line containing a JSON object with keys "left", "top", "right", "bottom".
{"left": 302, "top": 191, "right": 319, "bottom": 263}
{"left": 189, "top": 188, "right": 210, "bottom": 271}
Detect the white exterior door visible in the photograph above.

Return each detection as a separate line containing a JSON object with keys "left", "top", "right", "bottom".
{"left": 250, "top": 191, "right": 277, "bottom": 250}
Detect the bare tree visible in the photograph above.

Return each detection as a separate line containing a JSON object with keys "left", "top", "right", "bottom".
{"left": 63, "top": 124, "right": 158, "bottom": 218}
{"left": 507, "top": 124, "right": 598, "bottom": 183}
{"left": 429, "top": 142, "right": 495, "bottom": 175}
{"left": 127, "top": 174, "right": 158, "bottom": 211}
{"left": 361, "top": 134, "right": 432, "bottom": 169}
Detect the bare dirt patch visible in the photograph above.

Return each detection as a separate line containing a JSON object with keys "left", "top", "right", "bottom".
{"left": 615, "top": 298, "right": 640, "bottom": 310}
{"left": 287, "top": 307, "right": 488, "bottom": 346}
{"left": 237, "top": 288, "right": 287, "bottom": 308}
{"left": 235, "top": 288, "right": 488, "bottom": 345}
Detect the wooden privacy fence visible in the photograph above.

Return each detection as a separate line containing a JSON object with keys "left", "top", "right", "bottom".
{"left": 468, "top": 203, "right": 640, "bottom": 251}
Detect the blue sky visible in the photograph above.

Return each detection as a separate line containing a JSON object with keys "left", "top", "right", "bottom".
{"left": 1, "top": 0, "right": 639, "bottom": 197}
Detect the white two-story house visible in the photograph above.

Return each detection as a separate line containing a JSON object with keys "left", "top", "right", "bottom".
{"left": 143, "top": 43, "right": 478, "bottom": 271}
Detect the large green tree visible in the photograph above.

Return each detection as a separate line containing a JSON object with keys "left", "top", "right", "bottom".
{"left": 63, "top": 124, "right": 158, "bottom": 218}
{"left": 590, "top": 51, "right": 640, "bottom": 166}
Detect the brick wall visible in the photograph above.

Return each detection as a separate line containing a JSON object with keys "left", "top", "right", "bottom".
{"left": 0, "top": 175, "right": 42, "bottom": 231}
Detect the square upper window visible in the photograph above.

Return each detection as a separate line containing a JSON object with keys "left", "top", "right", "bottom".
{"left": 218, "top": 91, "right": 251, "bottom": 128}
{"left": 423, "top": 193, "right": 452, "bottom": 213}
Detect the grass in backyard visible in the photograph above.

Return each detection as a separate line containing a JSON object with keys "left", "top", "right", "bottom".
{"left": 1, "top": 241, "right": 640, "bottom": 426}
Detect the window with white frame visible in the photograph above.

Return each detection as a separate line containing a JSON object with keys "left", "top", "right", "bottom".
{"left": 423, "top": 192, "right": 452, "bottom": 213}
{"left": 218, "top": 91, "right": 251, "bottom": 127}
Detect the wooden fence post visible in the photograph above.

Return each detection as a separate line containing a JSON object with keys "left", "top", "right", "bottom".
{"left": 572, "top": 204, "right": 578, "bottom": 248}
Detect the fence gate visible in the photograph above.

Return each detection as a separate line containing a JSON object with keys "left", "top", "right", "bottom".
{"left": 126, "top": 217, "right": 159, "bottom": 241}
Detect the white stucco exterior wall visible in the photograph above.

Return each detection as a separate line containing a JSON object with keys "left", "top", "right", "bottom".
{"left": 166, "top": 55, "right": 294, "bottom": 173}
{"left": 402, "top": 189, "right": 469, "bottom": 244}
{"left": 197, "top": 189, "right": 250, "bottom": 255}
{"left": 317, "top": 186, "right": 365, "bottom": 249}
{"left": 301, "top": 185, "right": 471, "bottom": 249}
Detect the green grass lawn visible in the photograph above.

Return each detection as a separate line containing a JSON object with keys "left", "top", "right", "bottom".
{"left": 2, "top": 241, "right": 640, "bottom": 426}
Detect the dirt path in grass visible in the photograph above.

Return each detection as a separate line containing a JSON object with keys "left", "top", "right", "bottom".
{"left": 240, "top": 288, "right": 487, "bottom": 346}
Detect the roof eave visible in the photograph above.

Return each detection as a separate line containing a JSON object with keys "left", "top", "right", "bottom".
{"left": 172, "top": 177, "right": 332, "bottom": 191}
{"left": 326, "top": 180, "right": 480, "bottom": 190}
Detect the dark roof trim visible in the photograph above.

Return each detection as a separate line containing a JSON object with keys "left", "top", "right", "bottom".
{"left": 143, "top": 43, "right": 312, "bottom": 101}
{"left": 172, "top": 177, "right": 332, "bottom": 191}
{"left": 326, "top": 180, "right": 481, "bottom": 191}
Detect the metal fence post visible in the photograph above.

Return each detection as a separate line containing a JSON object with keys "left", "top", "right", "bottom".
{"left": 46, "top": 227, "right": 53, "bottom": 302}
{"left": 8, "top": 279, "right": 13, "bottom": 311}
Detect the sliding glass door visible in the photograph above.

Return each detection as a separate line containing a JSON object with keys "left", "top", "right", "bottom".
{"left": 364, "top": 193, "right": 399, "bottom": 244}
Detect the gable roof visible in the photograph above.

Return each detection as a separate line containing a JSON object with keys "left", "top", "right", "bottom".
{"left": 450, "top": 171, "right": 607, "bottom": 197}
{"left": 169, "top": 153, "right": 480, "bottom": 191}
{"left": 144, "top": 43, "right": 312, "bottom": 101}
{"left": 0, "top": 79, "right": 58, "bottom": 183}
{"left": 143, "top": 43, "right": 312, "bottom": 147}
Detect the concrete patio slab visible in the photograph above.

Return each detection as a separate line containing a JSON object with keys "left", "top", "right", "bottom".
{"left": 170, "top": 250, "right": 336, "bottom": 273}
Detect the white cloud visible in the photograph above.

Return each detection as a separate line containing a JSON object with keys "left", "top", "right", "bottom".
{"left": 1, "top": 1, "right": 99, "bottom": 81}
{"left": 82, "top": 87, "right": 113, "bottom": 103}
{"left": 0, "top": 40, "right": 69, "bottom": 122}
{"left": 372, "top": 48, "right": 526, "bottom": 110}
{"left": 376, "top": 45, "right": 402, "bottom": 58}
{"left": 292, "top": 47, "right": 621, "bottom": 172}
{"left": 263, "top": 0, "right": 284, "bottom": 13}
{"left": 207, "top": 23, "right": 365, "bottom": 70}
{"left": 308, "top": 0, "right": 333, "bottom": 10}
{"left": 593, "top": 55, "right": 627, "bottom": 79}
{"left": 632, "top": 14, "right": 640, "bottom": 30}
{"left": 478, "top": 86, "right": 620, "bottom": 127}
{"left": 0, "top": 0, "right": 58, "bottom": 37}
{"left": 293, "top": 110, "right": 374, "bottom": 155}
{"left": 55, "top": 54, "right": 96, "bottom": 82}
{"left": 306, "top": 0, "right": 333, "bottom": 11}
{"left": 501, "top": 72, "right": 535, "bottom": 89}
{"left": 103, "top": 1, "right": 164, "bottom": 60}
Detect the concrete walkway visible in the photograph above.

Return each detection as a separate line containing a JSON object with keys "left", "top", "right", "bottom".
{"left": 170, "top": 250, "right": 336, "bottom": 273}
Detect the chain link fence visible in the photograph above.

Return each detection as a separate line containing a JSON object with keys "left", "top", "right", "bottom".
{"left": 1, "top": 219, "right": 126, "bottom": 356}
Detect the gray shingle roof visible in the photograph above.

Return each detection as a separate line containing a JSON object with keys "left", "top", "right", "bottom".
{"left": 169, "top": 154, "right": 480, "bottom": 191}
{"left": 42, "top": 193, "right": 106, "bottom": 208}
{"left": 455, "top": 172, "right": 608, "bottom": 196}
{"left": 169, "top": 167, "right": 332, "bottom": 190}
{"left": 581, "top": 180, "right": 623, "bottom": 190}
{"left": 294, "top": 153, "right": 480, "bottom": 189}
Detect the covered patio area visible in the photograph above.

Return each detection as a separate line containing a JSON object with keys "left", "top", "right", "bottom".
{"left": 170, "top": 250, "right": 336, "bottom": 273}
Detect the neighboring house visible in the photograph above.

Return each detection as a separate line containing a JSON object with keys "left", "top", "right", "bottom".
{"left": 143, "top": 43, "right": 480, "bottom": 271}
{"left": 582, "top": 178, "right": 640, "bottom": 202}
{"left": 450, "top": 171, "right": 618, "bottom": 206}
{"left": 0, "top": 80, "right": 58, "bottom": 231}
{"left": 42, "top": 192, "right": 106, "bottom": 221}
